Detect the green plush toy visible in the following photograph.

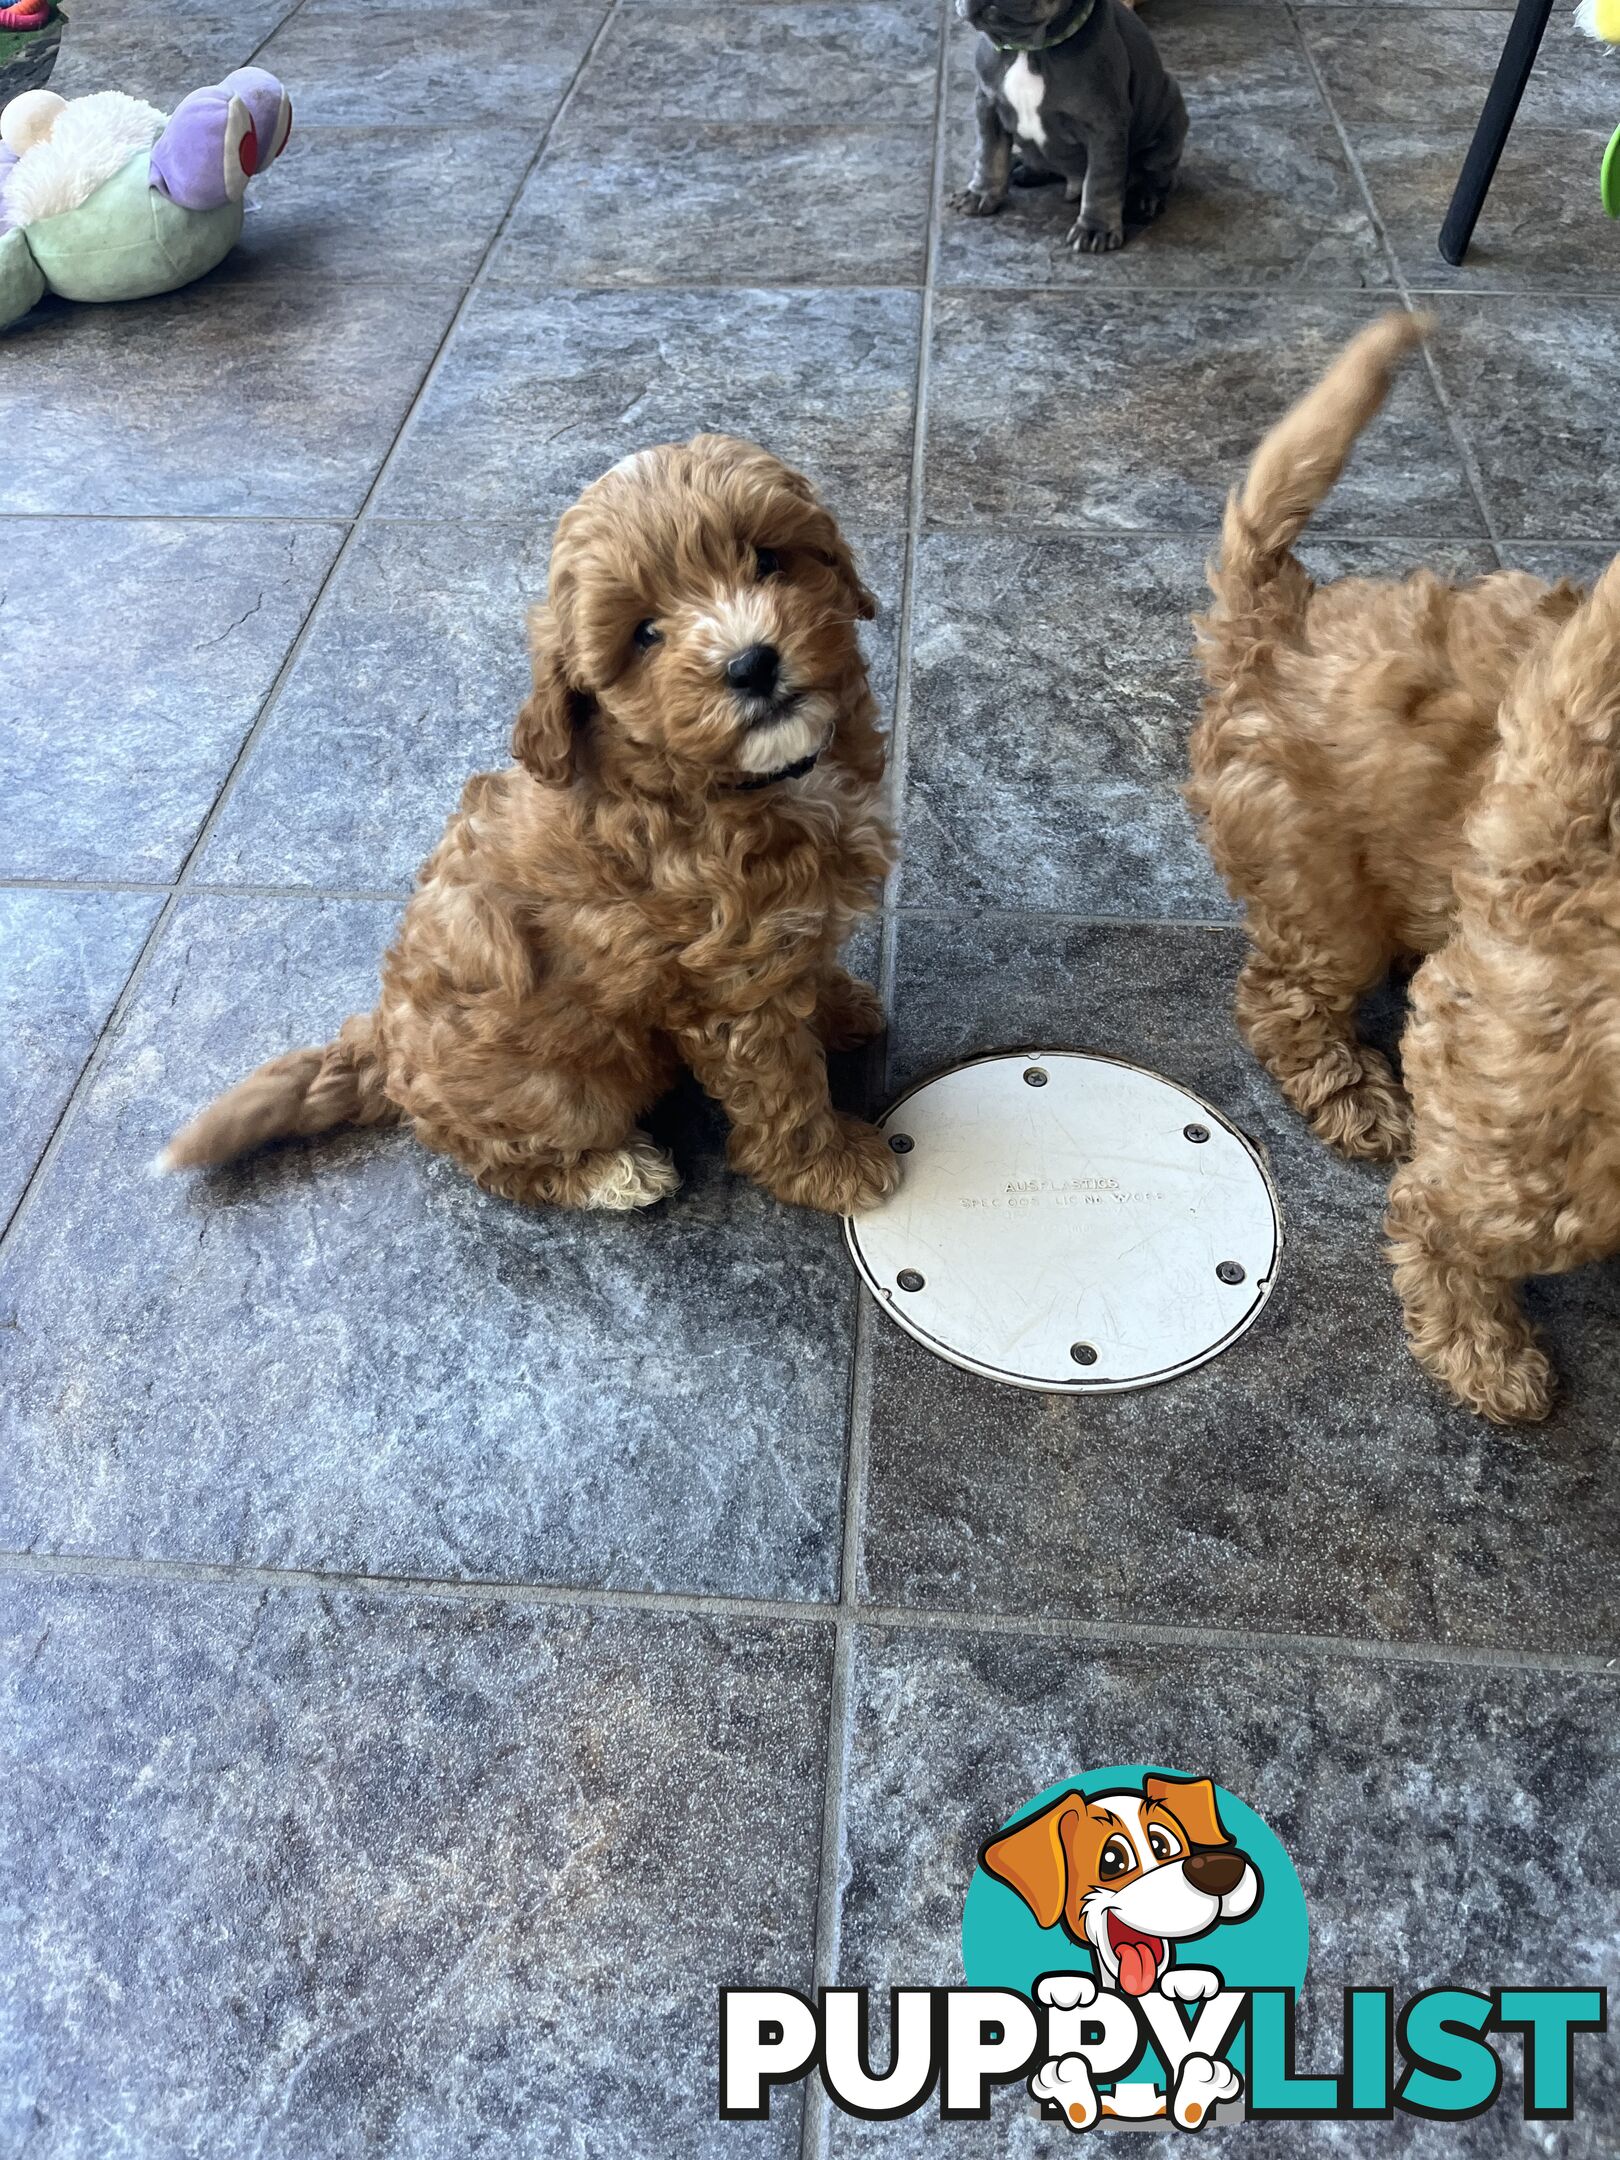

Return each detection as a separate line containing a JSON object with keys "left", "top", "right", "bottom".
{"left": 0, "top": 67, "right": 291, "bottom": 330}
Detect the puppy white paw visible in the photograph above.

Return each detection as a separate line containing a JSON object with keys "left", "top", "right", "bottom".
{"left": 1036, "top": 1973, "right": 1097, "bottom": 2012}
{"left": 579, "top": 1134, "right": 681, "bottom": 1210}
{"left": 1171, "top": 2053, "right": 1241, "bottom": 2130}
{"left": 1158, "top": 1966, "right": 1221, "bottom": 2004}
{"left": 1031, "top": 2052, "right": 1100, "bottom": 2131}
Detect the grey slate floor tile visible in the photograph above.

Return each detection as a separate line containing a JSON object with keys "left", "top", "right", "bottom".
{"left": 1299, "top": 6, "right": 1608, "bottom": 128}
{"left": 0, "top": 896, "right": 865, "bottom": 1601}
{"left": 228, "top": 126, "right": 540, "bottom": 286}
{"left": 924, "top": 295, "right": 1481, "bottom": 532}
{"left": 855, "top": 913, "right": 1620, "bottom": 1656}
{"left": 0, "top": 277, "right": 462, "bottom": 518}
{"left": 0, "top": 1572, "right": 829, "bottom": 2159}
{"left": 568, "top": 2, "right": 939, "bottom": 128}
{"left": 491, "top": 121, "right": 935, "bottom": 289}
{"left": 0, "top": 891, "right": 160, "bottom": 1225}
{"left": 0, "top": 519, "right": 344, "bottom": 882}
{"left": 256, "top": 0, "right": 608, "bottom": 126}
{"left": 201, "top": 522, "right": 904, "bottom": 890}
{"left": 830, "top": 1625, "right": 1620, "bottom": 2155}
{"left": 49, "top": 11, "right": 293, "bottom": 106}
{"left": 1357, "top": 127, "right": 1620, "bottom": 293}
{"left": 1425, "top": 297, "right": 1620, "bottom": 540}
{"left": 377, "top": 284, "right": 923, "bottom": 526}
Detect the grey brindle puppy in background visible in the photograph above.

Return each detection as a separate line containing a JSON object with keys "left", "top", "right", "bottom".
{"left": 951, "top": 0, "right": 1187, "bottom": 253}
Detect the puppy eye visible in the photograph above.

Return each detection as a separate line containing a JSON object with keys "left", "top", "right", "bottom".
{"left": 633, "top": 619, "right": 662, "bottom": 651}
{"left": 754, "top": 547, "right": 781, "bottom": 581}
{"left": 1147, "top": 1827, "right": 1182, "bottom": 1862}
{"left": 1099, "top": 1838, "right": 1134, "bottom": 1880}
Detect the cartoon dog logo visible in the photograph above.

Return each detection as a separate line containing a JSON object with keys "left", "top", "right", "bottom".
{"left": 981, "top": 1772, "right": 1262, "bottom": 2129}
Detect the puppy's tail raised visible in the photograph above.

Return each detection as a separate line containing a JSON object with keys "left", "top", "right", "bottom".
{"left": 156, "top": 1011, "right": 399, "bottom": 1174}
{"left": 1197, "top": 310, "right": 1432, "bottom": 691}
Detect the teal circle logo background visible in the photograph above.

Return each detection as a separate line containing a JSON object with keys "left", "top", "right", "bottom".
{"left": 962, "top": 1766, "right": 1308, "bottom": 2020}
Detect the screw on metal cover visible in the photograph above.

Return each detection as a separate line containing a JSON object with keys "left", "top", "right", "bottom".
{"left": 1216, "top": 1260, "right": 1246, "bottom": 1285}
{"left": 897, "top": 1269, "right": 925, "bottom": 1292}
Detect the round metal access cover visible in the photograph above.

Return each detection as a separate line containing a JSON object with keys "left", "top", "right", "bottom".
{"left": 844, "top": 1051, "right": 1282, "bottom": 1393}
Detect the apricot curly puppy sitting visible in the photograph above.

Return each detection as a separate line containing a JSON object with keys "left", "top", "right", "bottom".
{"left": 1188, "top": 312, "right": 1606, "bottom": 1421}
{"left": 162, "top": 436, "right": 900, "bottom": 1218}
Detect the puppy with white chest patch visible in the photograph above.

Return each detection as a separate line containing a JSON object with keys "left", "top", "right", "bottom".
{"left": 951, "top": 0, "right": 1187, "bottom": 253}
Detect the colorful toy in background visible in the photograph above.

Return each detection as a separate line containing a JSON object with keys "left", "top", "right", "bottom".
{"left": 1575, "top": 0, "right": 1620, "bottom": 214}
{"left": 0, "top": 66, "right": 290, "bottom": 328}
{"left": 0, "top": 0, "right": 64, "bottom": 100}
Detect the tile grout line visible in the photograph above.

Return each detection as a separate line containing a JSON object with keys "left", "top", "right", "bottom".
{"left": 875, "top": 0, "right": 952, "bottom": 916}
{"left": 1283, "top": 0, "right": 1504, "bottom": 555}
{"left": 0, "top": 0, "right": 624, "bottom": 1264}
{"left": 800, "top": 13, "right": 953, "bottom": 2149}
{"left": 0, "top": 1546, "right": 1613, "bottom": 1679}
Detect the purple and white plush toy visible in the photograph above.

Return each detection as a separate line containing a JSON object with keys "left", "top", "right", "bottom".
{"left": 0, "top": 67, "right": 291, "bottom": 330}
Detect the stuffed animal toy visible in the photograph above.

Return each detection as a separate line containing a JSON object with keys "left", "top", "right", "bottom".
{"left": 0, "top": 65, "right": 290, "bottom": 330}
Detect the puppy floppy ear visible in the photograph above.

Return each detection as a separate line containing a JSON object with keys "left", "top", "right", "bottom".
{"left": 817, "top": 521, "right": 877, "bottom": 622}
{"left": 1144, "top": 1774, "right": 1232, "bottom": 1850}
{"left": 512, "top": 606, "right": 589, "bottom": 789}
{"left": 765, "top": 456, "right": 876, "bottom": 622}
{"left": 981, "top": 1796, "right": 1078, "bottom": 1930}
{"left": 792, "top": 493, "right": 876, "bottom": 621}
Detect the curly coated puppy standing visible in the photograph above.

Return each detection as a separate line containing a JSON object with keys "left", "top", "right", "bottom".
{"left": 951, "top": 0, "right": 1187, "bottom": 253}
{"left": 161, "top": 437, "right": 900, "bottom": 1219}
{"left": 1388, "top": 562, "right": 1620, "bottom": 1425}
{"left": 1188, "top": 311, "right": 1617, "bottom": 1422}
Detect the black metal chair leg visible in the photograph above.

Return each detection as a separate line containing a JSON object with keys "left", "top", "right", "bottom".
{"left": 1438, "top": 0, "right": 1556, "bottom": 265}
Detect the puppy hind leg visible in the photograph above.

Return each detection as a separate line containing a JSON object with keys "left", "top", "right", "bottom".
{"left": 416, "top": 1122, "right": 680, "bottom": 1213}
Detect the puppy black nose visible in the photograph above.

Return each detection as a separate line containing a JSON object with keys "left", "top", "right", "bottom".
{"left": 726, "top": 643, "right": 780, "bottom": 697}
{"left": 1184, "top": 1849, "right": 1247, "bottom": 1898}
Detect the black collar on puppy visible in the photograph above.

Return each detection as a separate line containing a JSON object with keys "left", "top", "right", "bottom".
{"left": 990, "top": 0, "right": 1095, "bottom": 51}
{"left": 729, "top": 751, "right": 821, "bottom": 792}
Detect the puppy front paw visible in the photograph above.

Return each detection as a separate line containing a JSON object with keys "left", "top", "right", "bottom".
{"left": 1068, "top": 214, "right": 1125, "bottom": 253}
{"left": 950, "top": 185, "right": 1006, "bottom": 217}
{"left": 777, "top": 1115, "right": 901, "bottom": 1215}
